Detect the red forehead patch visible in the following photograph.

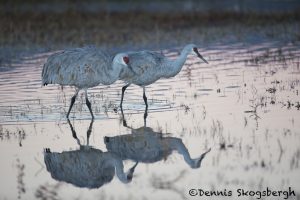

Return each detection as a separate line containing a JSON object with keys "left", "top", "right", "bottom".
{"left": 123, "top": 56, "right": 129, "bottom": 64}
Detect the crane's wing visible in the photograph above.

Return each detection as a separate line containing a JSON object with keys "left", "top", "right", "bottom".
{"left": 42, "top": 47, "right": 113, "bottom": 87}
{"left": 44, "top": 148, "right": 115, "bottom": 188}
{"left": 119, "top": 50, "right": 165, "bottom": 81}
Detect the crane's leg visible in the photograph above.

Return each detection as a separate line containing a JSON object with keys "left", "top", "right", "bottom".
{"left": 86, "top": 119, "right": 94, "bottom": 146}
{"left": 120, "top": 106, "right": 128, "bottom": 127}
{"left": 143, "top": 87, "right": 148, "bottom": 110}
{"left": 143, "top": 108, "right": 148, "bottom": 127}
{"left": 67, "top": 89, "right": 79, "bottom": 118}
{"left": 120, "top": 83, "right": 131, "bottom": 108}
{"left": 67, "top": 118, "right": 81, "bottom": 146}
{"left": 67, "top": 118, "right": 77, "bottom": 139}
{"left": 168, "top": 139, "right": 210, "bottom": 168}
{"left": 85, "top": 89, "right": 94, "bottom": 119}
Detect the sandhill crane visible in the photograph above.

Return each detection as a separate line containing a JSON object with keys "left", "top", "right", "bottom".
{"left": 42, "top": 46, "right": 133, "bottom": 119}
{"left": 119, "top": 44, "right": 208, "bottom": 110}
{"left": 44, "top": 119, "right": 138, "bottom": 188}
{"left": 104, "top": 126, "right": 211, "bottom": 169}
{"left": 106, "top": 112, "right": 211, "bottom": 169}
{"left": 44, "top": 148, "right": 138, "bottom": 188}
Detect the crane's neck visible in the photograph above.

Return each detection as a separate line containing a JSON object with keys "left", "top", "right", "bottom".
{"left": 163, "top": 46, "right": 191, "bottom": 78}
{"left": 105, "top": 154, "right": 128, "bottom": 183}
{"left": 167, "top": 137, "right": 202, "bottom": 168}
{"left": 108, "top": 59, "right": 124, "bottom": 84}
{"left": 108, "top": 154, "right": 137, "bottom": 183}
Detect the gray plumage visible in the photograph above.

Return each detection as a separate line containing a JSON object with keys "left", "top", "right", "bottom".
{"left": 43, "top": 118, "right": 138, "bottom": 188}
{"left": 120, "top": 51, "right": 166, "bottom": 86}
{"left": 119, "top": 44, "right": 209, "bottom": 108}
{"left": 44, "top": 147, "right": 138, "bottom": 188}
{"left": 42, "top": 46, "right": 131, "bottom": 118}
{"left": 43, "top": 47, "right": 119, "bottom": 87}
{"left": 104, "top": 126, "right": 211, "bottom": 168}
{"left": 44, "top": 148, "right": 114, "bottom": 188}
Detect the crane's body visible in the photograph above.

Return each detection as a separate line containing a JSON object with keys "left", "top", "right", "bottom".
{"left": 120, "top": 51, "right": 166, "bottom": 86}
{"left": 105, "top": 126, "right": 211, "bottom": 168}
{"left": 44, "top": 119, "right": 138, "bottom": 188}
{"left": 119, "top": 44, "right": 208, "bottom": 109}
{"left": 42, "top": 46, "right": 131, "bottom": 118}
{"left": 42, "top": 46, "right": 129, "bottom": 88}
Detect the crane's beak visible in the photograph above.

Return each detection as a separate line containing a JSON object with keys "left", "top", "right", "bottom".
{"left": 195, "top": 49, "right": 209, "bottom": 64}
{"left": 126, "top": 162, "right": 139, "bottom": 181}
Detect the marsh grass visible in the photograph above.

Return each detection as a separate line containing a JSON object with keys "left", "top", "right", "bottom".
{"left": 0, "top": 9, "right": 299, "bottom": 67}
{"left": 0, "top": 127, "right": 26, "bottom": 144}
{"left": 35, "top": 183, "right": 61, "bottom": 200}
{"left": 1, "top": 11, "right": 299, "bottom": 50}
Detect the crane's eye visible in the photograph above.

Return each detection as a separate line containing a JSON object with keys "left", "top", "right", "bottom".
{"left": 193, "top": 47, "right": 198, "bottom": 53}
{"left": 123, "top": 56, "right": 129, "bottom": 64}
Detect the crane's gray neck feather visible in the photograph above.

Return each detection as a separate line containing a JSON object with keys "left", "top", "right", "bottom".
{"left": 168, "top": 138, "right": 201, "bottom": 168}
{"left": 107, "top": 58, "right": 123, "bottom": 84}
{"left": 163, "top": 46, "right": 191, "bottom": 78}
{"left": 106, "top": 154, "right": 128, "bottom": 183}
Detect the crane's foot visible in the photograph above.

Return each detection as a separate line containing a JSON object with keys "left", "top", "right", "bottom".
{"left": 44, "top": 148, "right": 51, "bottom": 153}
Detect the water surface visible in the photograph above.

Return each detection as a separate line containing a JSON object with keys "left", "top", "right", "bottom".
{"left": 0, "top": 42, "right": 300, "bottom": 199}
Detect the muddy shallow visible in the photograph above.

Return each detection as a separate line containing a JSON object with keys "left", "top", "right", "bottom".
{"left": 0, "top": 42, "right": 300, "bottom": 200}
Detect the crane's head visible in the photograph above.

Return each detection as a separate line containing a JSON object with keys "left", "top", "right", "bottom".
{"left": 114, "top": 53, "right": 130, "bottom": 66}
{"left": 186, "top": 44, "right": 208, "bottom": 64}
{"left": 122, "top": 162, "right": 138, "bottom": 183}
{"left": 113, "top": 53, "right": 137, "bottom": 75}
{"left": 189, "top": 148, "right": 211, "bottom": 169}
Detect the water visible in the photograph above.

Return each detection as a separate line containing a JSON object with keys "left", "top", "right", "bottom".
{"left": 0, "top": 42, "right": 300, "bottom": 200}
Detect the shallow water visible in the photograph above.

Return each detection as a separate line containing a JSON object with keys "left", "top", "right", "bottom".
{"left": 0, "top": 42, "right": 300, "bottom": 200}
